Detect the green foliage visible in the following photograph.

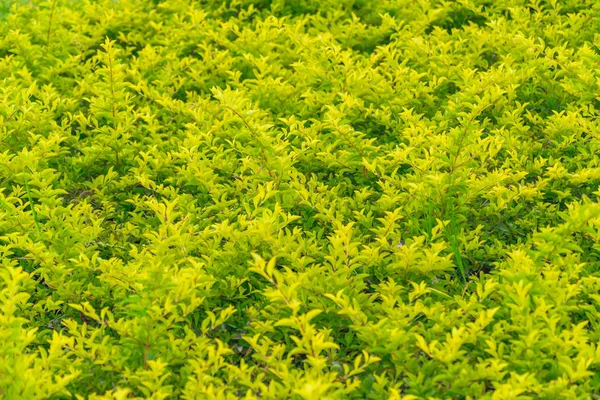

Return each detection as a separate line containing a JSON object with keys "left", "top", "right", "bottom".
{"left": 2, "top": 0, "right": 600, "bottom": 398}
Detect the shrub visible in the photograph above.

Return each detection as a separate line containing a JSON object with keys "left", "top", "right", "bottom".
{"left": 2, "top": 0, "right": 600, "bottom": 398}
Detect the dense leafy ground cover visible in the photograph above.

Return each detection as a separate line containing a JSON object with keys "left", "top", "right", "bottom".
{"left": 2, "top": 0, "right": 600, "bottom": 398}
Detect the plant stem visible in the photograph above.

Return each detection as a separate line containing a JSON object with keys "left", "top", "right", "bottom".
{"left": 25, "top": 180, "right": 41, "bottom": 236}
{"left": 46, "top": 0, "right": 58, "bottom": 46}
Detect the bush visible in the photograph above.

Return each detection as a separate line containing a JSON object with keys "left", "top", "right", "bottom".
{"left": 2, "top": 0, "right": 600, "bottom": 398}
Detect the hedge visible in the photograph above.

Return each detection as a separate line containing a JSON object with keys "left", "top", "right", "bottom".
{"left": 2, "top": 0, "right": 600, "bottom": 398}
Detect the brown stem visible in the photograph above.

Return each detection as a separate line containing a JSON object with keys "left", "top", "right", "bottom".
{"left": 46, "top": 0, "right": 58, "bottom": 46}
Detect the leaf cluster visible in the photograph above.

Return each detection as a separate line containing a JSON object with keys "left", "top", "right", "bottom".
{"left": 2, "top": 0, "right": 600, "bottom": 398}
